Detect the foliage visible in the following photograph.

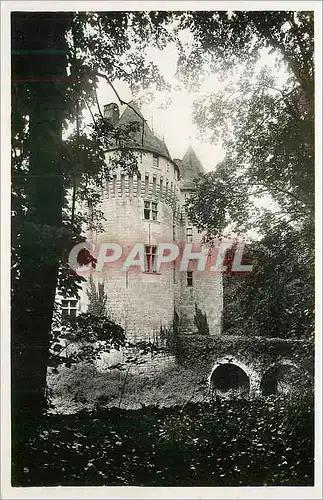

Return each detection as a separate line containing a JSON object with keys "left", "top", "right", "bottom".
{"left": 176, "top": 11, "right": 313, "bottom": 104}
{"left": 47, "top": 364, "right": 206, "bottom": 413}
{"left": 86, "top": 276, "right": 108, "bottom": 317}
{"left": 222, "top": 232, "right": 314, "bottom": 338}
{"left": 11, "top": 11, "right": 174, "bottom": 416}
{"left": 179, "top": 11, "right": 314, "bottom": 341}
{"left": 178, "top": 334, "right": 314, "bottom": 381}
{"left": 49, "top": 313, "right": 126, "bottom": 373}
{"left": 181, "top": 11, "right": 314, "bottom": 234}
{"left": 12, "top": 396, "right": 314, "bottom": 486}
{"left": 47, "top": 331, "right": 183, "bottom": 412}
{"left": 158, "top": 310, "right": 181, "bottom": 355}
{"left": 194, "top": 304, "right": 210, "bottom": 335}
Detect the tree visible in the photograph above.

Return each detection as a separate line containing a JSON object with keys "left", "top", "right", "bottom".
{"left": 177, "top": 12, "right": 314, "bottom": 339}
{"left": 176, "top": 11, "right": 313, "bottom": 110}
{"left": 11, "top": 11, "right": 173, "bottom": 418}
{"left": 12, "top": 12, "right": 74, "bottom": 419}
{"left": 182, "top": 11, "right": 314, "bottom": 233}
{"left": 50, "top": 313, "right": 126, "bottom": 372}
{"left": 194, "top": 304, "right": 210, "bottom": 335}
{"left": 222, "top": 231, "right": 314, "bottom": 339}
{"left": 175, "top": 11, "right": 313, "bottom": 238}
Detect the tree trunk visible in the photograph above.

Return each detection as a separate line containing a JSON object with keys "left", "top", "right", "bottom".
{"left": 11, "top": 12, "right": 72, "bottom": 420}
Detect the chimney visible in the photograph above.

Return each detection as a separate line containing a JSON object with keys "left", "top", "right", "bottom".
{"left": 103, "top": 102, "right": 120, "bottom": 126}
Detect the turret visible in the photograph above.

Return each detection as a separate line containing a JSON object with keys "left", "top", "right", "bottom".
{"left": 179, "top": 145, "right": 205, "bottom": 190}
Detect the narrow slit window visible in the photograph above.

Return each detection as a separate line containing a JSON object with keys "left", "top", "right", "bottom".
{"left": 186, "top": 227, "right": 193, "bottom": 243}
{"left": 152, "top": 202, "right": 158, "bottom": 220}
{"left": 137, "top": 173, "right": 141, "bottom": 196}
{"left": 145, "top": 174, "right": 149, "bottom": 195}
{"left": 120, "top": 174, "right": 125, "bottom": 196}
{"left": 153, "top": 153, "right": 159, "bottom": 168}
{"left": 144, "top": 200, "right": 151, "bottom": 220}
{"left": 160, "top": 178, "right": 163, "bottom": 199}
{"left": 187, "top": 271, "right": 193, "bottom": 287}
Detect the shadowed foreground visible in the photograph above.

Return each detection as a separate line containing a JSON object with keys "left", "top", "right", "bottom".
{"left": 12, "top": 397, "right": 314, "bottom": 487}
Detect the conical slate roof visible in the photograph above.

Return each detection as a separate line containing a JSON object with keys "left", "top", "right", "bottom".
{"left": 116, "top": 102, "right": 171, "bottom": 160}
{"left": 179, "top": 145, "right": 205, "bottom": 188}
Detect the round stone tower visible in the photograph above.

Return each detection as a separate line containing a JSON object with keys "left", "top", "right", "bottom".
{"left": 81, "top": 103, "right": 180, "bottom": 341}
{"left": 78, "top": 102, "right": 223, "bottom": 342}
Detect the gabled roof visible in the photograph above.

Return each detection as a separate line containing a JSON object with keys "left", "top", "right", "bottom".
{"left": 116, "top": 102, "right": 171, "bottom": 160}
{"left": 179, "top": 145, "right": 205, "bottom": 189}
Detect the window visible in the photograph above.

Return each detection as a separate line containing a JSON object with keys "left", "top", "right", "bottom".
{"left": 153, "top": 153, "right": 159, "bottom": 168}
{"left": 61, "top": 299, "right": 78, "bottom": 318}
{"left": 120, "top": 174, "right": 125, "bottom": 196}
{"left": 187, "top": 271, "right": 193, "bottom": 287}
{"left": 112, "top": 175, "right": 116, "bottom": 197}
{"left": 186, "top": 227, "right": 193, "bottom": 243}
{"left": 144, "top": 201, "right": 158, "bottom": 221}
{"left": 160, "top": 178, "right": 163, "bottom": 199}
{"left": 145, "top": 174, "right": 149, "bottom": 195}
{"left": 145, "top": 245, "right": 157, "bottom": 273}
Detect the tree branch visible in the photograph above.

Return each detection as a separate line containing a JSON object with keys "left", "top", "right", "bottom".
{"left": 97, "top": 71, "right": 146, "bottom": 146}
{"left": 251, "top": 17, "right": 313, "bottom": 105}
{"left": 86, "top": 100, "right": 97, "bottom": 129}
{"left": 94, "top": 88, "right": 104, "bottom": 120}
{"left": 247, "top": 181, "right": 310, "bottom": 207}
{"left": 225, "top": 174, "right": 311, "bottom": 208}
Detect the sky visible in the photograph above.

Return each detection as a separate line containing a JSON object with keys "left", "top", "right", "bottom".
{"left": 95, "top": 78, "right": 225, "bottom": 172}
{"left": 88, "top": 41, "right": 286, "bottom": 241}
{"left": 91, "top": 37, "right": 287, "bottom": 173}
{"left": 94, "top": 30, "right": 226, "bottom": 172}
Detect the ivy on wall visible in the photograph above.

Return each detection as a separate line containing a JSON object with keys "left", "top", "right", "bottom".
{"left": 194, "top": 304, "right": 210, "bottom": 335}
{"left": 176, "top": 334, "right": 314, "bottom": 377}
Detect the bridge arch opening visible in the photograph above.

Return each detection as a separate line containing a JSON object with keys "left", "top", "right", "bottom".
{"left": 210, "top": 363, "right": 250, "bottom": 397}
{"left": 260, "top": 363, "right": 309, "bottom": 396}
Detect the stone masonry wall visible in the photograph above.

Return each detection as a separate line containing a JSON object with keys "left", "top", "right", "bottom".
{"left": 79, "top": 151, "right": 179, "bottom": 341}
{"left": 78, "top": 149, "right": 223, "bottom": 341}
{"left": 175, "top": 188, "right": 223, "bottom": 335}
{"left": 176, "top": 334, "right": 314, "bottom": 395}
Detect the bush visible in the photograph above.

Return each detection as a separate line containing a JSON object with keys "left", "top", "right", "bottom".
{"left": 194, "top": 304, "right": 210, "bottom": 335}
{"left": 13, "top": 395, "right": 314, "bottom": 487}
{"left": 47, "top": 362, "right": 207, "bottom": 412}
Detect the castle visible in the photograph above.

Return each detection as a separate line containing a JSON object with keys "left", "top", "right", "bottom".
{"left": 75, "top": 101, "right": 223, "bottom": 342}
{"left": 54, "top": 102, "right": 313, "bottom": 406}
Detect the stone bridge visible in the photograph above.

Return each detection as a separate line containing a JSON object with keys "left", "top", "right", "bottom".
{"left": 177, "top": 335, "right": 314, "bottom": 397}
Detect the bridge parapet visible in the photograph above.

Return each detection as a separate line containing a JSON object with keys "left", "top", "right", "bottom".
{"left": 177, "top": 335, "right": 314, "bottom": 396}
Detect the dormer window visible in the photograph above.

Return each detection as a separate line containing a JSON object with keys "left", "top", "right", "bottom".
{"left": 153, "top": 153, "right": 159, "bottom": 168}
